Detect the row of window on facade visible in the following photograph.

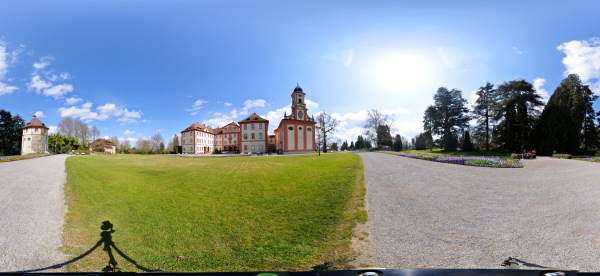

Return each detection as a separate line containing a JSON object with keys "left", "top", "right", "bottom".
{"left": 288, "top": 126, "right": 312, "bottom": 131}
{"left": 23, "top": 128, "right": 47, "bottom": 134}
{"left": 243, "top": 123, "right": 263, "bottom": 130}
{"left": 243, "top": 145, "right": 264, "bottom": 152}
{"left": 243, "top": 133, "right": 264, "bottom": 140}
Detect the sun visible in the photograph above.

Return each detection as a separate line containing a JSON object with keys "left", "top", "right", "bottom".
{"left": 374, "top": 54, "right": 431, "bottom": 91}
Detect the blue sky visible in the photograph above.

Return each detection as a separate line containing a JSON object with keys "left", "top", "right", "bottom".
{"left": 2, "top": 1, "right": 600, "bottom": 144}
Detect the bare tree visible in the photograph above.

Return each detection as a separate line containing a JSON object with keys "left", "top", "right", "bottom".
{"left": 316, "top": 111, "right": 339, "bottom": 155}
{"left": 120, "top": 139, "right": 131, "bottom": 152}
{"left": 72, "top": 119, "right": 89, "bottom": 146}
{"left": 136, "top": 137, "right": 150, "bottom": 153}
{"left": 90, "top": 126, "right": 100, "bottom": 141}
{"left": 109, "top": 136, "right": 119, "bottom": 151}
{"left": 364, "top": 109, "right": 395, "bottom": 148}
{"left": 166, "top": 139, "right": 174, "bottom": 154}
{"left": 149, "top": 133, "right": 164, "bottom": 152}
{"left": 57, "top": 117, "right": 75, "bottom": 137}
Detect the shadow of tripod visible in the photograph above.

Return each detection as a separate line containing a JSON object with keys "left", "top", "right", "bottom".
{"left": 12, "top": 220, "right": 157, "bottom": 273}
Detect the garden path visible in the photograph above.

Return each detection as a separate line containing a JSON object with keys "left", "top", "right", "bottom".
{"left": 355, "top": 152, "right": 600, "bottom": 272}
{"left": 0, "top": 155, "right": 70, "bottom": 272}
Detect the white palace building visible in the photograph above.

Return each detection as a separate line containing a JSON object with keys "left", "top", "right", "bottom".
{"left": 181, "top": 84, "right": 316, "bottom": 154}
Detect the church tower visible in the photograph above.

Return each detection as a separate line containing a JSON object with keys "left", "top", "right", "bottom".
{"left": 21, "top": 115, "right": 49, "bottom": 155}
{"left": 275, "top": 83, "right": 316, "bottom": 153}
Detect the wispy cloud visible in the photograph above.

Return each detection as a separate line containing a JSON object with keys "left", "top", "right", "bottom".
{"left": 0, "top": 38, "right": 21, "bottom": 95}
{"left": 185, "top": 99, "right": 208, "bottom": 116}
{"left": 65, "top": 96, "right": 83, "bottom": 105}
{"left": 59, "top": 101, "right": 143, "bottom": 124}
{"left": 124, "top": 130, "right": 135, "bottom": 136}
{"left": 512, "top": 46, "right": 523, "bottom": 54}
{"left": 34, "top": 110, "right": 45, "bottom": 118}
{"left": 28, "top": 56, "right": 75, "bottom": 99}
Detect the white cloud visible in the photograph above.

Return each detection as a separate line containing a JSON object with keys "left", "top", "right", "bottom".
{"left": 33, "top": 56, "right": 54, "bottom": 70}
{"left": 43, "top": 83, "right": 73, "bottom": 99}
{"left": 512, "top": 46, "right": 523, "bottom": 55}
{"left": 34, "top": 111, "right": 45, "bottom": 118}
{"left": 48, "top": 125, "right": 58, "bottom": 134}
{"left": 263, "top": 105, "right": 292, "bottom": 133}
{"left": 0, "top": 41, "right": 19, "bottom": 95}
{"left": 117, "top": 108, "right": 142, "bottom": 124}
{"left": 65, "top": 97, "right": 83, "bottom": 105}
{"left": 468, "top": 89, "right": 479, "bottom": 107}
{"left": 224, "top": 102, "right": 232, "bottom": 107}
{"left": 60, "top": 72, "right": 70, "bottom": 80}
{"left": 185, "top": 99, "right": 208, "bottom": 115}
{"left": 243, "top": 99, "right": 268, "bottom": 110}
{"left": 533, "top": 78, "right": 550, "bottom": 100}
{"left": 28, "top": 75, "right": 52, "bottom": 93}
{"left": 118, "top": 137, "right": 138, "bottom": 143}
{"left": 558, "top": 38, "right": 600, "bottom": 93}
{"left": 124, "top": 130, "right": 135, "bottom": 136}
{"left": 59, "top": 101, "right": 143, "bottom": 124}
{"left": 0, "top": 82, "right": 17, "bottom": 95}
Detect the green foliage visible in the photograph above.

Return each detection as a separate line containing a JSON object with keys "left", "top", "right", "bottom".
{"left": 510, "top": 153, "right": 522, "bottom": 159}
{"left": 376, "top": 125, "right": 393, "bottom": 148}
{"left": 62, "top": 154, "right": 364, "bottom": 272}
{"left": 0, "top": 110, "right": 25, "bottom": 156}
{"left": 460, "top": 130, "right": 474, "bottom": 152}
{"left": 493, "top": 79, "right": 543, "bottom": 152}
{"left": 49, "top": 133, "right": 82, "bottom": 154}
{"left": 92, "top": 147, "right": 105, "bottom": 153}
{"left": 340, "top": 141, "right": 349, "bottom": 151}
{"left": 330, "top": 142, "right": 338, "bottom": 151}
{"left": 423, "top": 87, "right": 469, "bottom": 151}
{"left": 213, "top": 149, "right": 222, "bottom": 154}
{"left": 472, "top": 82, "right": 496, "bottom": 150}
{"left": 355, "top": 135, "right": 366, "bottom": 149}
{"left": 535, "top": 74, "right": 598, "bottom": 154}
{"left": 349, "top": 141, "right": 355, "bottom": 150}
{"left": 393, "top": 134, "right": 402, "bottom": 151}
{"left": 553, "top": 153, "right": 572, "bottom": 159}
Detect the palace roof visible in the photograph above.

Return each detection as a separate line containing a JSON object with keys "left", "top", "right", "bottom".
{"left": 239, "top": 113, "right": 268, "bottom": 123}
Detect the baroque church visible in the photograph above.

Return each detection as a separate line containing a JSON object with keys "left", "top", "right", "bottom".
{"left": 180, "top": 84, "right": 316, "bottom": 154}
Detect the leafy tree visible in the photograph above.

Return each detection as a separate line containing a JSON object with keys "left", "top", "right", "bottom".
{"left": 160, "top": 142, "right": 165, "bottom": 152}
{"left": 110, "top": 136, "right": 119, "bottom": 152}
{"left": 316, "top": 111, "right": 340, "bottom": 154}
{"left": 48, "top": 133, "right": 81, "bottom": 153}
{"left": 393, "top": 134, "right": 403, "bottom": 151}
{"left": 461, "top": 130, "right": 474, "bottom": 152}
{"left": 0, "top": 110, "right": 24, "bottom": 156}
{"left": 376, "top": 124, "right": 393, "bottom": 148}
{"left": 364, "top": 109, "right": 394, "bottom": 148}
{"left": 340, "top": 141, "right": 348, "bottom": 151}
{"left": 472, "top": 82, "right": 497, "bottom": 150}
{"left": 414, "top": 133, "right": 427, "bottom": 150}
{"left": 120, "top": 139, "right": 131, "bottom": 153}
{"left": 494, "top": 79, "right": 543, "bottom": 152}
{"left": 535, "top": 74, "right": 598, "bottom": 154}
{"left": 173, "top": 134, "right": 180, "bottom": 154}
{"left": 330, "top": 142, "right": 339, "bottom": 151}
{"left": 423, "top": 87, "right": 470, "bottom": 151}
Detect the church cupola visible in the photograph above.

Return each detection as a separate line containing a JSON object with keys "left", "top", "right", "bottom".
{"left": 290, "top": 82, "right": 312, "bottom": 121}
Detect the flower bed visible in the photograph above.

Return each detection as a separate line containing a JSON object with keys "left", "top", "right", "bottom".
{"left": 392, "top": 152, "right": 523, "bottom": 168}
{"left": 0, "top": 154, "right": 50, "bottom": 163}
{"left": 573, "top": 157, "right": 600, "bottom": 163}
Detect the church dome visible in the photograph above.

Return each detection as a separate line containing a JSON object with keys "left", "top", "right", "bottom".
{"left": 294, "top": 84, "right": 303, "bottom": 92}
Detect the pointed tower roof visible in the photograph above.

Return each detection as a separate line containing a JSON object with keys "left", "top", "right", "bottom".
{"left": 23, "top": 115, "right": 49, "bottom": 129}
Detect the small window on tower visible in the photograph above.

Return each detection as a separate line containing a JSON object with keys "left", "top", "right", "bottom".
{"left": 288, "top": 126, "right": 293, "bottom": 131}
{"left": 307, "top": 128, "right": 311, "bottom": 131}
{"left": 299, "top": 127, "right": 302, "bottom": 130}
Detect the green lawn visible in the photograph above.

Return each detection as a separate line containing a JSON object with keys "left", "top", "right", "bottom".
{"left": 61, "top": 154, "right": 365, "bottom": 272}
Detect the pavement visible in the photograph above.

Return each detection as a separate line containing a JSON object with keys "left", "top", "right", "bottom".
{"left": 0, "top": 154, "right": 70, "bottom": 272}
{"left": 354, "top": 152, "right": 600, "bottom": 272}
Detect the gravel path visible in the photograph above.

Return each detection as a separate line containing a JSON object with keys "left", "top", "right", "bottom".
{"left": 355, "top": 152, "right": 600, "bottom": 272}
{"left": 0, "top": 154, "right": 70, "bottom": 272}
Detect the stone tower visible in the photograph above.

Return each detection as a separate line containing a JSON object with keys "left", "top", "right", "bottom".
{"left": 21, "top": 115, "right": 49, "bottom": 155}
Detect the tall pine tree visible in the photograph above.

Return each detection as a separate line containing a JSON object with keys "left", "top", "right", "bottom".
{"left": 423, "top": 87, "right": 470, "bottom": 151}
{"left": 472, "top": 82, "right": 497, "bottom": 150}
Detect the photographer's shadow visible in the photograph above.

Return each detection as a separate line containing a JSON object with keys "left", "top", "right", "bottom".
{"left": 18, "top": 220, "right": 158, "bottom": 273}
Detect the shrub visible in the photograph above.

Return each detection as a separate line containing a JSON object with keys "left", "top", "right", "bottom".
{"left": 553, "top": 153, "right": 572, "bottom": 159}
{"left": 511, "top": 153, "right": 522, "bottom": 159}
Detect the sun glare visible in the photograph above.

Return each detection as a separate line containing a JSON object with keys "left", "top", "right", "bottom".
{"left": 374, "top": 54, "right": 431, "bottom": 91}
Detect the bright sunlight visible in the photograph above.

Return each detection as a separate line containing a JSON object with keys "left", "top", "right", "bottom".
{"left": 374, "top": 54, "right": 431, "bottom": 91}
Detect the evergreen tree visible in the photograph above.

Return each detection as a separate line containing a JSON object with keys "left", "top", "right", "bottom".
{"left": 494, "top": 79, "right": 543, "bottom": 152}
{"left": 173, "top": 134, "right": 180, "bottom": 154}
{"left": 423, "top": 87, "right": 470, "bottom": 151}
{"left": 341, "top": 141, "right": 348, "bottom": 151}
{"left": 472, "top": 82, "right": 496, "bottom": 150}
{"left": 393, "top": 134, "right": 403, "bottom": 151}
{"left": 376, "top": 124, "right": 393, "bottom": 148}
{"left": 414, "top": 133, "right": 427, "bottom": 150}
{"left": 350, "top": 141, "right": 355, "bottom": 150}
{"left": 0, "top": 110, "right": 25, "bottom": 156}
{"left": 535, "top": 74, "right": 596, "bottom": 154}
{"left": 355, "top": 135, "right": 365, "bottom": 149}
{"left": 461, "top": 130, "right": 474, "bottom": 152}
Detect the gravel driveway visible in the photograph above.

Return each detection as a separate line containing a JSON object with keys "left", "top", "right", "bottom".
{"left": 0, "top": 154, "right": 70, "bottom": 272}
{"left": 355, "top": 152, "right": 600, "bottom": 272}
